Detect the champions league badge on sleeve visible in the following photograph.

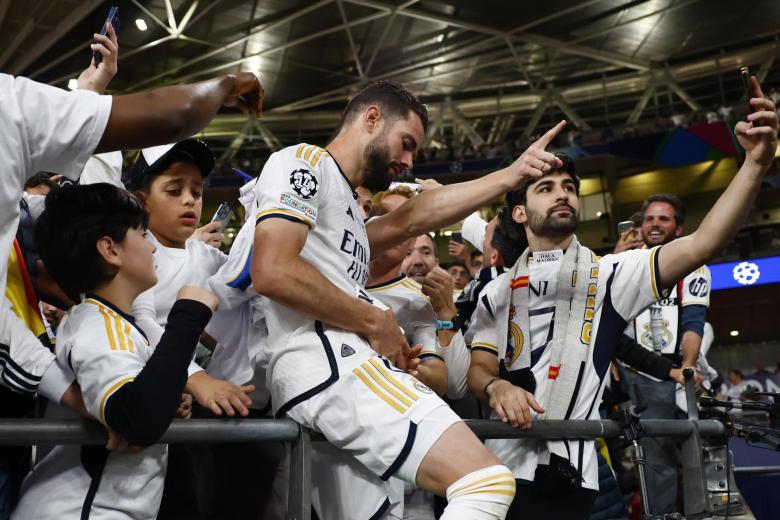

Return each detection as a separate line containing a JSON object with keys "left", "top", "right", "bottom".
{"left": 290, "top": 169, "right": 318, "bottom": 200}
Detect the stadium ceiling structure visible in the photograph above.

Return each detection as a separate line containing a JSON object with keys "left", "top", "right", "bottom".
{"left": 2, "top": 0, "right": 780, "bottom": 159}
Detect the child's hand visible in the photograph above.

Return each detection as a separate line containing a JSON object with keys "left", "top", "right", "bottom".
{"left": 177, "top": 285, "right": 219, "bottom": 312}
{"left": 186, "top": 372, "right": 254, "bottom": 417}
{"left": 176, "top": 393, "right": 193, "bottom": 419}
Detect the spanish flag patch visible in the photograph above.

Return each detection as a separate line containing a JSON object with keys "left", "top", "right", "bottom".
{"left": 510, "top": 276, "right": 529, "bottom": 289}
{"left": 548, "top": 365, "right": 561, "bottom": 379}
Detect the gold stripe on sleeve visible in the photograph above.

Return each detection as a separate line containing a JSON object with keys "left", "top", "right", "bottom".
{"left": 113, "top": 314, "right": 127, "bottom": 351}
{"left": 99, "top": 376, "right": 135, "bottom": 424}
{"left": 295, "top": 144, "right": 307, "bottom": 158}
{"left": 96, "top": 306, "right": 119, "bottom": 351}
{"left": 310, "top": 148, "right": 327, "bottom": 168}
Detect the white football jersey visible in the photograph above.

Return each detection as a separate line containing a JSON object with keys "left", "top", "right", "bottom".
{"left": 13, "top": 296, "right": 167, "bottom": 520}
{"left": 627, "top": 265, "right": 711, "bottom": 357}
{"left": 253, "top": 144, "right": 376, "bottom": 416}
{"left": 471, "top": 246, "right": 665, "bottom": 490}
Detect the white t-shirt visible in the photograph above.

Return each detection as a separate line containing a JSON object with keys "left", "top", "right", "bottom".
{"left": 472, "top": 246, "right": 665, "bottom": 490}
{"left": 625, "top": 266, "right": 710, "bottom": 380}
{"left": 253, "top": 143, "right": 376, "bottom": 415}
{"left": 0, "top": 74, "right": 111, "bottom": 399}
{"left": 13, "top": 296, "right": 166, "bottom": 520}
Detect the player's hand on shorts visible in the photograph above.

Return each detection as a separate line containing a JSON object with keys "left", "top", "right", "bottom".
{"left": 487, "top": 379, "right": 544, "bottom": 430}
{"left": 176, "top": 393, "right": 193, "bottom": 419}
{"left": 192, "top": 221, "right": 224, "bottom": 249}
{"left": 404, "top": 344, "right": 423, "bottom": 375}
{"left": 177, "top": 285, "right": 219, "bottom": 312}
{"left": 506, "top": 120, "right": 567, "bottom": 188}
{"left": 106, "top": 428, "right": 142, "bottom": 454}
{"left": 186, "top": 372, "right": 254, "bottom": 417}
{"left": 365, "top": 309, "right": 409, "bottom": 370}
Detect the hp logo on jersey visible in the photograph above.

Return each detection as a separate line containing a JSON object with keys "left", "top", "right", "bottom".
{"left": 290, "top": 169, "right": 318, "bottom": 199}
{"left": 688, "top": 277, "right": 709, "bottom": 297}
{"left": 733, "top": 261, "right": 760, "bottom": 286}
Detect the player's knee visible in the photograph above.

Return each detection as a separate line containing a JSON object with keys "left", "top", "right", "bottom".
{"left": 441, "top": 465, "right": 515, "bottom": 519}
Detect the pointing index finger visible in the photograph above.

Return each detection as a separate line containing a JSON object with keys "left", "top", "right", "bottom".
{"left": 532, "top": 120, "right": 567, "bottom": 150}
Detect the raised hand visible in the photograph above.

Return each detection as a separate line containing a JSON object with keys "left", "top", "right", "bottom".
{"left": 735, "top": 76, "right": 779, "bottom": 168}
{"left": 225, "top": 72, "right": 264, "bottom": 117}
{"left": 506, "top": 120, "right": 567, "bottom": 187}
{"left": 77, "top": 21, "right": 119, "bottom": 94}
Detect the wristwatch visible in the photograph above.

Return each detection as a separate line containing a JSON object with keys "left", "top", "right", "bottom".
{"left": 436, "top": 314, "right": 462, "bottom": 330}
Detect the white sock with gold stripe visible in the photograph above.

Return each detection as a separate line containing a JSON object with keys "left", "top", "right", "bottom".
{"left": 440, "top": 465, "right": 516, "bottom": 519}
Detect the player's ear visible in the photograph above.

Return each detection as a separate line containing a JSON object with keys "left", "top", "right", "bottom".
{"left": 133, "top": 189, "right": 149, "bottom": 209}
{"left": 674, "top": 224, "right": 684, "bottom": 238}
{"left": 364, "top": 106, "right": 382, "bottom": 134}
{"left": 512, "top": 205, "right": 527, "bottom": 225}
{"left": 96, "top": 236, "right": 122, "bottom": 269}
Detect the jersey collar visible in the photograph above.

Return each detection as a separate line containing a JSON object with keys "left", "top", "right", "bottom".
{"left": 84, "top": 293, "right": 149, "bottom": 342}
{"left": 327, "top": 152, "right": 358, "bottom": 200}
{"left": 366, "top": 274, "right": 406, "bottom": 290}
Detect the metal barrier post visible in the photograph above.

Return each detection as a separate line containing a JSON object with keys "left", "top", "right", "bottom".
{"left": 680, "top": 420, "right": 713, "bottom": 517}
{"left": 287, "top": 426, "right": 311, "bottom": 520}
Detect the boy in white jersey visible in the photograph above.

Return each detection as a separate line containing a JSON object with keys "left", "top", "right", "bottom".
{"left": 251, "top": 80, "right": 581, "bottom": 518}
{"left": 468, "top": 75, "right": 778, "bottom": 519}
{"left": 13, "top": 184, "right": 217, "bottom": 520}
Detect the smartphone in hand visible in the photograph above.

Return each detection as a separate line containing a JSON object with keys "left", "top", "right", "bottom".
{"left": 740, "top": 66, "right": 760, "bottom": 126}
{"left": 451, "top": 231, "right": 464, "bottom": 244}
{"left": 94, "top": 6, "right": 119, "bottom": 66}
{"left": 617, "top": 221, "right": 635, "bottom": 235}
{"left": 211, "top": 202, "right": 233, "bottom": 231}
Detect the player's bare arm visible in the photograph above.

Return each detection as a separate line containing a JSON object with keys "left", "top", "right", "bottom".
{"left": 657, "top": 76, "right": 778, "bottom": 288}
{"left": 468, "top": 350, "right": 544, "bottom": 430}
{"left": 367, "top": 120, "right": 567, "bottom": 255}
{"left": 95, "top": 72, "right": 263, "bottom": 153}
{"left": 252, "top": 217, "right": 409, "bottom": 368}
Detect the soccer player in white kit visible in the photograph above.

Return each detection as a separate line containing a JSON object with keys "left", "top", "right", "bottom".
{"left": 467, "top": 76, "right": 778, "bottom": 519}
{"left": 251, "top": 81, "right": 576, "bottom": 518}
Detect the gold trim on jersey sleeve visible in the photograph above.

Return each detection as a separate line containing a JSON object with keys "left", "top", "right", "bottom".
{"left": 310, "top": 148, "right": 327, "bottom": 168}
{"left": 99, "top": 376, "right": 135, "bottom": 424}
{"left": 255, "top": 208, "right": 313, "bottom": 228}
{"left": 295, "top": 144, "right": 307, "bottom": 159}
{"left": 113, "top": 314, "right": 128, "bottom": 351}
{"left": 94, "top": 305, "right": 119, "bottom": 351}
{"left": 470, "top": 342, "right": 499, "bottom": 354}
{"left": 649, "top": 246, "right": 661, "bottom": 300}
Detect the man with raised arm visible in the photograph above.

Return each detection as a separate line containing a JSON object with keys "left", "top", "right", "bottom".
{"left": 466, "top": 76, "right": 778, "bottom": 519}
{"left": 251, "top": 80, "right": 567, "bottom": 519}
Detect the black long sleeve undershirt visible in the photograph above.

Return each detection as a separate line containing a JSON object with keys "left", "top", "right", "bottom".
{"left": 614, "top": 334, "right": 674, "bottom": 381}
{"left": 103, "top": 299, "right": 212, "bottom": 446}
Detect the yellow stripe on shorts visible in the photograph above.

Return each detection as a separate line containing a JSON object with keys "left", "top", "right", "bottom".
{"left": 353, "top": 368, "right": 406, "bottom": 414}
{"left": 362, "top": 362, "right": 415, "bottom": 407}
{"left": 368, "top": 358, "right": 418, "bottom": 402}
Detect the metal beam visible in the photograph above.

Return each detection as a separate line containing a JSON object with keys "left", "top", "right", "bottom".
{"left": 664, "top": 72, "right": 701, "bottom": 111}
{"left": 220, "top": 120, "right": 254, "bottom": 161}
{"left": 0, "top": 0, "right": 11, "bottom": 33}
{"left": 627, "top": 77, "right": 656, "bottom": 124}
{"left": 364, "top": 0, "right": 419, "bottom": 75}
{"left": 131, "top": 0, "right": 175, "bottom": 35}
{"left": 551, "top": 91, "right": 592, "bottom": 131}
{"left": 449, "top": 102, "right": 485, "bottom": 147}
{"left": 422, "top": 102, "right": 446, "bottom": 147}
{"left": 128, "top": 0, "right": 338, "bottom": 90}
{"left": 522, "top": 91, "right": 552, "bottom": 139}
{"left": 0, "top": 0, "right": 57, "bottom": 69}
{"left": 336, "top": 0, "right": 366, "bottom": 78}
{"left": 758, "top": 45, "right": 778, "bottom": 83}
{"left": 255, "top": 121, "right": 282, "bottom": 152}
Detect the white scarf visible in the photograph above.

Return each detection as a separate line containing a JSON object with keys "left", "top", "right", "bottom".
{"left": 494, "top": 236, "right": 599, "bottom": 421}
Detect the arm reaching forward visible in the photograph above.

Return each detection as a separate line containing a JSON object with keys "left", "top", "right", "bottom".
{"left": 657, "top": 76, "right": 778, "bottom": 288}
{"left": 367, "top": 120, "right": 567, "bottom": 255}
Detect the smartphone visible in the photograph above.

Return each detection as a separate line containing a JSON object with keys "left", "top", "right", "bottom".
{"left": 451, "top": 232, "right": 464, "bottom": 243}
{"left": 740, "top": 66, "right": 760, "bottom": 126}
{"left": 389, "top": 181, "right": 421, "bottom": 192}
{"left": 211, "top": 202, "right": 233, "bottom": 231}
{"left": 617, "top": 221, "right": 635, "bottom": 235}
{"left": 94, "top": 6, "right": 119, "bottom": 66}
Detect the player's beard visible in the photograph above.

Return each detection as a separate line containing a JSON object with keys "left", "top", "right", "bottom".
{"left": 527, "top": 203, "right": 579, "bottom": 237}
{"left": 362, "top": 131, "right": 396, "bottom": 193}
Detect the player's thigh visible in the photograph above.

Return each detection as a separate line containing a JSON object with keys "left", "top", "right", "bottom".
{"left": 415, "top": 421, "right": 503, "bottom": 497}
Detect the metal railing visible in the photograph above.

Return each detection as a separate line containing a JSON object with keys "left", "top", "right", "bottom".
{"left": 0, "top": 417, "right": 726, "bottom": 520}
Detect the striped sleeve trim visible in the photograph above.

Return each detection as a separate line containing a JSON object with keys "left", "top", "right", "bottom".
{"left": 0, "top": 343, "right": 44, "bottom": 394}
{"left": 255, "top": 209, "right": 313, "bottom": 228}
{"left": 419, "top": 351, "right": 444, "bottom": 362}
{"left": 99, "top": 376, "right": 135, "bottom": 425}
{"left": 470, "top": 342, "right": 499, "bottom": 355}
{"left": 649, "top": 245, "right": 664, "bottom": 300}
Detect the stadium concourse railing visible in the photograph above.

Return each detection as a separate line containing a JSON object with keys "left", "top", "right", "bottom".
{"left": 0, "top": 417, "right": 725, "bottom": 520}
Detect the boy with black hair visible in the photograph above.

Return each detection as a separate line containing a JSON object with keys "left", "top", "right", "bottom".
{"left": 13, "top": 184, "right": 217, "bottom": 519}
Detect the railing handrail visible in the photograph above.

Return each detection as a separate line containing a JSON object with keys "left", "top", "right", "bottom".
{"left": 0, "top": 418, "right": 725, "bottom": 446}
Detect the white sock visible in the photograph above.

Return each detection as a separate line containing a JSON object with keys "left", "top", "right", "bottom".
{"left": 440, "top": 465, "right": 516, "bottom": 520}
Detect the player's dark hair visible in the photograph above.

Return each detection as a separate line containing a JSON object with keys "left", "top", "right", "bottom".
{"left": 491, "top": 205, "right": 527, "bottom": 267}
{"left": 470, "top": 249, "right": 482, "bottom": 261}
{"left": 641, "top": 193, "right": 686, "bottom": 226}
{"left": 24, "top": 173, "right": 59, "bottom": 192}
{"left": 34, "top": 184, "right": 149, "bottom": 302}
{"left": 340, "top": 80, "right": 429, "bottom": 132}
{"left": 506, "top": 153, "right": 579, "bottom": 206}
{"left": 446, "top": 259, "right": 468, "bottom": 270}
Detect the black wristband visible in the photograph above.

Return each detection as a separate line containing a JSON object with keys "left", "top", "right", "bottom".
{"left": 483, "top": 377, "right": 501, "bottom": 396}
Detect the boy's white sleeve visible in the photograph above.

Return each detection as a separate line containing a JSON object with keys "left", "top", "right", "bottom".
{"left": 440, "top": 331, "right": 470, "bottom": 399}
{"left": 68, "top": 314, "right": 146, "bottom": 425}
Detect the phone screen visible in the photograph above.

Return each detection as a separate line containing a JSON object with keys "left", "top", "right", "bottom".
{"left": 94, "top": 6, "right": 119, "bottom": 65}
{"left": 211, "top": 203, "right": 233, "bottom": 230}
{"left": 451, "top": 232, "right": 464, "bottom": 243}
{"left": 617, "top": 221, "right": 635, "bottom": 235}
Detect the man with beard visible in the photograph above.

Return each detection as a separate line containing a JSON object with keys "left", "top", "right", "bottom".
{"left": 250, "top": 80, "right": 570, "bottom": 519}
{"left": 617, "top": 193, "right": 711, "bottom": 515}
{"left": 467, "top": 76, "right": 777, "bottom": 519}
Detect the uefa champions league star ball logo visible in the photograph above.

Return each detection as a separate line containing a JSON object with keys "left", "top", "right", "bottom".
{"left": 733, "top": 261, "right": 760, "bottom": 286}
{"left": 289, "top": 169, "right": 318, "bottom": 200}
